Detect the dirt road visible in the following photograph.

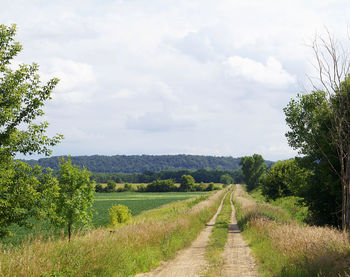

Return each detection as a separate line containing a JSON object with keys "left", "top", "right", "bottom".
{"left": 136, "top": 191, "right": 229, "bottom": 277}
{"left": 221, "top": 189, "right": 258, "bottom": 277}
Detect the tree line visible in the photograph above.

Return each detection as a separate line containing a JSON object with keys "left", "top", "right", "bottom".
{"left": 91, "top": 168, "right": 240, "bottom": 184}
{"left": 23, "top": 154, "right": 247, "bottom": 173}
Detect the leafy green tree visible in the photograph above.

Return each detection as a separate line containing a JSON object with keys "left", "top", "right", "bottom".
{"left": 240, "top": 154, "right": 266, "bottom": 191}
{"left": 0, "top": 24, "right": 62, "bottom": 157}
{"left": 284, "top": 31, "right": 350, "bottom": 229}
{"left": 106, "top": 180, "right": 116, "bottom": 192}
{"left": 180, "top": 175, "right": 195, "bottom": 192}
{"left": 220, "top": 174, "right": 234, "bottom": 186}
{"left": 261, "top": 159, "right": 312, "bottom": 200}
{"left": 0, "top": 158, "right": 59, "bottom": 237}
{"left": 53, "top": 158, "right": 95, "bottom": 241}
{"left": 0, "top": 24, "right": 62, "bottom": 237}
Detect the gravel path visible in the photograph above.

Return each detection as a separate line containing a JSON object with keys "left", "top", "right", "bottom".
{"left": 222, "top": 189, "right": 259, "bottom": 277}
{"left": 136, "top": 191, "right": 229, "bottom": 277}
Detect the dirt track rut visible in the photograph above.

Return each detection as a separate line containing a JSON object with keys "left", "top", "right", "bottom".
{"left": 136, "top": 191, "right": 228, "bottom": 277}
{"left": 221, "top": 189, "right": 258, "bottom": 277}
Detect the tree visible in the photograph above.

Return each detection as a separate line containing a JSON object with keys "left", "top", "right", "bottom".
{"left": 106, "top": 180, "right": 116, "bottom": 192}
{"left": 180, "top": 175, "right": 195, "bottom": 192}
{"left": 284, "top": 30, "right": 350, "bottom": 230}
{"left": 261, "top": 159, "right": 312, "bottom": 200}
{"left": 0, "top": 24, "right": 62, "bottom": 157}
{"left": 0, "top": 24, "right": 62, "bottom": 237}
{"left": 220, "top": 174, "right": 234, "bottom": 186}
{"left": 53, "top": 158, "right": 95, "bottom": 241}
{"left": 240, "top": 154, "right": 266, "bottom": 191}
{"left": 0, "top": 158, "right": 59, "bottom": 237}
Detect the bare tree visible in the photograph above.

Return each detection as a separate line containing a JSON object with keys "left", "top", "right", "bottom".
{"left": 308, "top": 29, "right": 350, "bottom": 231}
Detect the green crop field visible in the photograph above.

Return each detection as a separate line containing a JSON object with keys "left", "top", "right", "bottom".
{"left": 1, "top": 191, "right": 207, "bottom": 245}
{"left": 93, "top": 191, "right": 208, "bottom": 226}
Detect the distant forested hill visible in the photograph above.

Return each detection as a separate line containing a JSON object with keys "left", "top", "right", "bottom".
{"left": 23, "top": 154, "right": 258, "bottom": 173}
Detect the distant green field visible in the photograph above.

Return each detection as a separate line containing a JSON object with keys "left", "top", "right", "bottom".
{"left": 2, "top": 191, "right": 207, "bottom": 245}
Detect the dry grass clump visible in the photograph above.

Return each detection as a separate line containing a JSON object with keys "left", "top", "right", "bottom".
{"left": 233, "top": 184, "right": 350, "bottom": 276}
{"left": 0, "top": 189, "right": 226, "bottom": 276}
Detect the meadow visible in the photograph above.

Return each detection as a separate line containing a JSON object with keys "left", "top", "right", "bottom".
{"left": 1, "top": 191, "right": 207, "bottom": 245}
{"left": 233, "top": 185, "right": 350, "bottom": 276}
{"left": 0, "top": 190, "right": 225, "bottom": 276}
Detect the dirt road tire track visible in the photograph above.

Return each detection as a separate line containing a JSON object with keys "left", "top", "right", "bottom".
{"left": 222, "top": 189, "right": 259, "bottom": 277}
{"left": 136, "top": 190, "right": 229, "bottom": 277}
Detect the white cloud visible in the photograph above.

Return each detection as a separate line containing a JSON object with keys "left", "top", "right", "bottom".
{"left": 224, "top": 56, "right": 295, "bottom": 88}
{"left": 4, "top": 0, "right": 350, "bottom": 161}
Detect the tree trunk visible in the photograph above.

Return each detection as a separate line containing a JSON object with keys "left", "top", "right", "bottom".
{"left": 68, "top": 223, "right": 71, "bottom": 242}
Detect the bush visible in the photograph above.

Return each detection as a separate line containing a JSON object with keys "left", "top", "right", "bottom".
{"left": 95, "top": 183, "right": 104, "bottom": 192}
{"left": 206, "top": 182, "right": 215, "bottom": 191}
{"left": 146, "top": 179, "right": 177, "bottom": 192}
{"left": 109, "top": 204, "right": 132, "bottom": 228}
{"left": 136, "top": 184, "right": 146, "bottom": 192}
{"left": 106, "top": 180, "right": 116, "bottom": 192}
{"left": 124, "top": 183, "right": 134, "bottom": 192}
{"left": 195, "top": 182, "right": 206, "bottom": 191}
{"left": 180, "top": 175, "right": 195, "bottom": 192}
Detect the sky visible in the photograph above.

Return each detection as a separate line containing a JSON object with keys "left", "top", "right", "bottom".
{"left": 2, "top": 0, "right": 350, "bottom": 161}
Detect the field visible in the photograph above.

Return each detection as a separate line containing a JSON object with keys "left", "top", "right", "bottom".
{"left": 93, "top": 191, "right": 208, "bottom": 226}
{"left": 1, "top": 191, "right": 207, "bottom": 245}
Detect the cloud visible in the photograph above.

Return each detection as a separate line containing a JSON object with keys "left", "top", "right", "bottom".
{"left": 224, "top": 56, "right": 295, "bottom": 88}
{"left": 126, "top": 112, "right": 195, "bottom": 132}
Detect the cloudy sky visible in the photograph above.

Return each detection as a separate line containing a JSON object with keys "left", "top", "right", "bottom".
{"left": 2, "top": 0, "right": 350, "bottom": 161}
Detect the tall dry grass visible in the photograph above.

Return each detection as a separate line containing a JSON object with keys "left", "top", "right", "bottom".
{"left": 233, "top": 184, "right": 350, "bottom": 276}
{"left": 0, "top": 189, "right": 226, "bottom": 277}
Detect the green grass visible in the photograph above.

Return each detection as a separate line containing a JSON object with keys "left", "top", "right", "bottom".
{"left": 0, "top": 190, "right": 226, "bottom": 276}
{"left": 1, "top": 191, "right": 208, "bottom": 245}
{"left": 204, "top": 189, "right": 232, "bottom": 276}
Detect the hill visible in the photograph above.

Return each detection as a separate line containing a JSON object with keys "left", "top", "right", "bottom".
{"left": 24, "top": 154, "right": 253, "bottom": 173}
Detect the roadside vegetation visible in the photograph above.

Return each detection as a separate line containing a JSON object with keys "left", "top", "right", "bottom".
{"left": 0, "top": 189, "right": 226, "bottom": 276}
{"left": 233, "top": 185, "right": 350, "bottom": 276}
{"left": 203, "top": 189, "right": 233, "bottom": 276}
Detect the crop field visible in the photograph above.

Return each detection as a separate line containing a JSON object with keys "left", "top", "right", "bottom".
{"left": 93, "top": 191, "right": 208, "bottom": 226}
{"left": 1, "top": 191, "right": 207, "bottom": 245}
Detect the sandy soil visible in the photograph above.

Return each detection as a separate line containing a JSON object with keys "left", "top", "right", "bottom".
{"left": 221, "top": 189, "right": 259, "bottom": 277}
{"left": 136, "top": 191, "right": 229, "bottom": 277}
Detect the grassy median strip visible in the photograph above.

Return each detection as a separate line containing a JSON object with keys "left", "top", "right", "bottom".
{"left": 233, "top": 185, "right": 350, "bottom": 277}
{"left": 203, "top": 189, "right": 233, "bottom": 277}
{"left": 0, "top": 190, "right": 227, "bottom": 277}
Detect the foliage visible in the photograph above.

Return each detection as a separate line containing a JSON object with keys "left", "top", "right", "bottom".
{"left": 146, "top": 179, "right": 177, "bottom": 192}
{"left": 179, "top": 175, "right": 195, "bottom": 192}
{"left": 24, "top": 154, "right": 245, "bottom": 173}
{"left": 261, "top": 159, "right": 312, "bottom": 200}
{"left": 220, "top": 174, "right": 234, "bottom": 186}
{"left": 0, "top": 24, "right": 62, "bottom": 238}
{"left": 91, "top": 168, "right": 242, "bottom": 184}
{"left": 106, "top": 180, "right": 116, "bottom": 192}
{"left": 206, "top": 182, "right": 215, "bottom": 191}
{"left": 240, "top": 154, "right": 266, "bottom": 191}
{"left": 0, "top": 24, "right": 62, "bottom": 157}
{"left": 109, "top": 204, "right": 132, "bottom": 228}
{"left": 52, "top": 158, "right": 95, "bottom": 241}
{"left": 0, "top": 157, "right": 59, "bottom": 237}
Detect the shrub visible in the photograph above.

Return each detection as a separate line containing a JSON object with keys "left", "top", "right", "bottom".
{"left": 136, "top": 184, "right": 146, "bottom": 192}
{"left": 109, "top": 204, "right": 132, "bottom": 228}
{"left": 95, "top": 183, "right": 104, "bottom": 192}
{"left": 180, "top": 175, "right": 195, "bottom": 192}
{"left": 206, "top": 182, "right": 215, "bottom": 191}
{"left": 195, "top": 182, "right": 206, "bottom": 191}
{"left": 146, "top": 179, "right": 177, "bottom": 192}
{"left": 106, "top": 180, "right": 116, "bottom": 192}
{"left": 124, "top": 183, "right": 134, "bottom": 192}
